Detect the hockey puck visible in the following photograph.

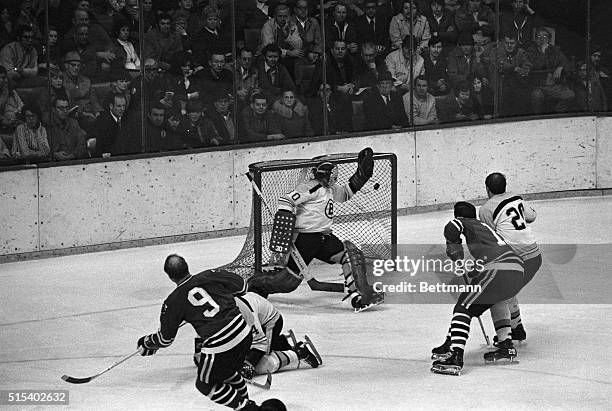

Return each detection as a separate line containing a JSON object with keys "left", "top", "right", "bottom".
{"left": 373, "top": 183, "right": 380, "bottom": 190}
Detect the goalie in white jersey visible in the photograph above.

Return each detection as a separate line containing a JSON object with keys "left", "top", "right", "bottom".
{"left": 247, "top": 147, "right": 385, "bottom": 312}
{"left": 233, "top": 292, "right": 321, "bottom": 380}
{"left": 479, "top": 172, "right": 543, "bottom": 349}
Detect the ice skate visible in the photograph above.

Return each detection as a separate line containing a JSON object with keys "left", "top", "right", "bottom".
{"left": 431, "top": 336, "right": 452, "bottom": 360}
{"left": 294, "top": 341, "right": 320, "bottom": 368}
{"left": 431, "top": 348, "right": 463, "bottom": 376}
{"left": 351, "top": 291, "right": 384, "bottom": 312}
{"left": 484, "top": 339, "right": 518, "bottom": 364}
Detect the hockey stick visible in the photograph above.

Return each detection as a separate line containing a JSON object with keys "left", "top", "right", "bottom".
{"left": 62, "top": 323, "right": 188, "bottom": 384}
{"left": 245, "top": 173, "right": 343, "bottom": 293}
{"left": 245, "top": 372, "right": 272, "bottom": 390}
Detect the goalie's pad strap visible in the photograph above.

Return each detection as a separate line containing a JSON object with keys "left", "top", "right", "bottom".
{"left": 343, "top": 240, "right": 372, "bottom": 295}
{"left": 269, "top": 210, "right": 296, "bottom": 254}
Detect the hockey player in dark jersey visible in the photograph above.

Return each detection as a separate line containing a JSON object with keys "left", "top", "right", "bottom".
{"left": 137, "top": 254, "right": 264, "bottom": 410}
{"left": 430, "top": 202, "right": 525, "bottom": 375}
{"left": 247, "top": 147, "right": 384, "bottom": 312}
{"left": 480, "top": 172, "right": 542, "bottom": 350}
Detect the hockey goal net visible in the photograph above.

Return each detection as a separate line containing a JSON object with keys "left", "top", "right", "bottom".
{"left": 220, "top": 152, "right": 397, "bottom": 278}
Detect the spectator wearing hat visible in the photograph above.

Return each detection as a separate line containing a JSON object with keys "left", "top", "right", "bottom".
{"left": 145, "top": 102, "right": 184, "bottom": 152}
{"left": 178, "top": 100, "right": 221, "bottom": 148}
{"left": 362, "top": 71, "right": 408, "bottom": 131}
{"left": 207, "top": 90, "right": 236, "bottom": 144}
{"left": 385, "top": 35, "right": 425, "bottom": 93}
{"left": 355, "top": 0, "right": 391, "bottom": 55}
{"left": 61, "top": 23, "right": 101, "bottom": 81}
{"left": 446, "top": 32, "right": 488, "bottom": 90}
{"left": 0, "top": 24, "right": 45, "bottom": 87}
{"left": 62, "top": 51, "right": 101, "bottom": 130}
{"left": 425, "top": 0, "right": 457, "bottom": 47}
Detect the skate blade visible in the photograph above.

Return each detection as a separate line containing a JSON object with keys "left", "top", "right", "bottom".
{"left": 287, "top": 329, "right": 298, "bottom": 347}
{"left": 430, "top": 365, "right": 461, "bottom": 376}
{"left": 484, "top": 357, "right": 519, "bottom": 365}
{"left": 354, "top": 298, "right": 384, "bottom": 313}
{"left": 431, "top": 352, "right": 452, "bottom": 361}
{"left": 304, "top": 335, "right": 323, "bottom": 366}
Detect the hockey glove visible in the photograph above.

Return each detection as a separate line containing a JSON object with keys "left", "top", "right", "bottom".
{"left": 137, "top": 335, "right": 159, "bottom": 356}
{"left": 349, "top": 147, "right": 374, "bottom": 193}
{"left": 239, "top": 361, "right": 256, "bottom": 380}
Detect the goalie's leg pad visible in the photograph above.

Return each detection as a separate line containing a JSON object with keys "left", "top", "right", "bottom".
{"left": 342, "top": 240, "right": 374, "bottom": 296}
{"left": 247, "top": 267, "right": 303, "bottom": 297}
{"left": 269, "top": 210, "right": 296, "bottom": 254}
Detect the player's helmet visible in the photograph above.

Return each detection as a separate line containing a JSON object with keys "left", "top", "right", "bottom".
{"left": 313, "top": 161, "right": 338, "bottom": 187}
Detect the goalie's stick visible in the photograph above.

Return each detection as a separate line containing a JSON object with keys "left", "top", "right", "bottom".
{"left": 246, "top": 173, "right": 343, "bottom": 293}
{"left": 62, "top": 323, "right": 188, "bottom": 384}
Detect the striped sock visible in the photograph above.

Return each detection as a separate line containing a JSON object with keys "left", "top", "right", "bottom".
{"left": 450, "top": 311, "right": 472, "bottom": 351}
{"left": 224, "top": 372, "right": 247, "bottom": 398}
{"left": 206, "top": 382, "right": 247, "bottom": 409}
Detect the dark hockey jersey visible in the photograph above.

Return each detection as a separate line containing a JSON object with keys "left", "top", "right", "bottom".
{"left": 444, "top": 217, "right": 515, "bottom": 263}
{"left": 146, "top": 270, "right": 250, "bottom": 354}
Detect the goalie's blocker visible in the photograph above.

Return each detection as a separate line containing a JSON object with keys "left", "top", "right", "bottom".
{"left": 269, "top": 209, "right": 296, "bottom": 254}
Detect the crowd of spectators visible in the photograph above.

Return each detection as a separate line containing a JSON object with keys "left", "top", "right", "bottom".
{"left": 0, "top": 0, "right": 609, "bottom": 165}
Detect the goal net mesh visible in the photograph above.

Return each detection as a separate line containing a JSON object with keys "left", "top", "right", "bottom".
{"left": 220, "top": 153, "right": 397, "bottom": 278}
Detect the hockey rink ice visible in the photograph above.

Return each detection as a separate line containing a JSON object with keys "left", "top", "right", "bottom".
{"left": 1, "top": 195, "right": 611, "bottom": 410}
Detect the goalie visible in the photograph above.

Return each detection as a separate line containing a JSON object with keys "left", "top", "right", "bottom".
{"left": 247, "top": 147, "right": 385, "bottom": 312}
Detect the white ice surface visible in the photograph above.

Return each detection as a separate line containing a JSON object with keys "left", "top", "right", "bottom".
{"left": 1, "top": 196, "right": 611, "bottom": 410}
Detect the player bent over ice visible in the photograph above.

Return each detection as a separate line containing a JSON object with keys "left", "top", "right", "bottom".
{"left": 232, "top": 292, "right": 321, "bottom": 379}
{"left": 247, "top": 147, "right": 385, "bottom": 312}
{"left": 137, "top": 254, "right": 272, "bottom": 410}
{"left": 430, "top": 202, "right": 525, "bottom": 375}
{"left": 479, "top": 172, "right": 542, "bottom": 351}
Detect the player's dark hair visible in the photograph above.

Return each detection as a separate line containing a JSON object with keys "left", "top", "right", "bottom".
{"left": 454, "top": 201, "right": 476, "bottom": 218}
{"left": 164, "top": 254, "right": 189, "bottom": 280}
{"left": 485, "top": 172, "right": 506, "bottom": 194}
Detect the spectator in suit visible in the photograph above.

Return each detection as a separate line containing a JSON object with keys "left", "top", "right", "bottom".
{"left": 436, "top": 80, "right": 479, "bottom": 122}
{"left": 239, "top": 92, "right": 284, "bottom": 143}
{"left": 207, "top": 90, "right": 236, "bottom": 145}
{"left": 12, "top": 104, "right": 50, "bottom": 162}
{"left": 403, "top": 75, "right": 438, "bottom": 125}
{"left": 308, "top": 82, "right": 353, "bottom": 135}
{"left": 363, "top": 71, "right": 408, "bottom": 131}
{"left": 389, "top": 0, "right": 431, "bottom": 52}
{"left": 235, "top": 48, "right": 260, "bottom": 107}
{"left": 324, "top": 3, "right": 359, "bottom": 54}
{"left": 91, "top": 93, "right": 136, "bottom": 157}
{"left": 354, "top": 0, "right": 391, "bottom": 56}
{"left": 257, "top": 44, "right": 296, "bottom": 102}
{"left": 354, "top": 42, "right": 388, "bottom": 89}
{"left": 526, "top": 27, "right": 575, "bottom": 114}
{"left": 145, "top": 102, "right": 184, "bottom": 152}
{"left": 425, "top": 0, "right": 457, "bottom": 47}
{"left": 385, "top": 35, "right": 425, "bottom": 93}
{"left": 454, "top": 0, "right": 495, "bottom": 37}
{"left": 293, "top": 0, "right": 323, "bottom": 58}
{"left": 272, "top": 89, "right": 313, "bottom": 138}
{"left": 46, "top": 95, "right": 88, "bottom": 161}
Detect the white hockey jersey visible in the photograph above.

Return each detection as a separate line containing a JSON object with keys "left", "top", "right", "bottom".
{"left": 278, "top": 180, "right": 354, "bottom": 233}
{"left": 479, "top": 192, "right": 540, "bottom": 260}
{"left": 234, "top": 292, "right": 281, "bottom": 353}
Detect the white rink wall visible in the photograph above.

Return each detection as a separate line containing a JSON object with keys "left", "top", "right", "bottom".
{"left": 0, "top": 116, "right": 610, "bottom": 256}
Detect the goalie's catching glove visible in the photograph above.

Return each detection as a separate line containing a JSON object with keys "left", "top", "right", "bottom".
{"left": 349, "top": 147, "right": 374, "bottom": 193}
{"left": 137, "top": 335, "right": 159, "bottom": 356}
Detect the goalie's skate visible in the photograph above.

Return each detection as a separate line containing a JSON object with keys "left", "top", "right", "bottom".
{"left": 352, "top": 291, "right": 385, "bottom": 312}
{"left": 431, "top": 336, "right": 452, "bottom": 360}
{"left": 484, "top": 339, "right": 519, "bottom": 364}
{"left": 431, "top": 348, "right": 463, "bottom": 376}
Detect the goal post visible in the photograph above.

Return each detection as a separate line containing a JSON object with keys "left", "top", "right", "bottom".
{"left": 221, "top": 152, "right": 397, "bottom": 278}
